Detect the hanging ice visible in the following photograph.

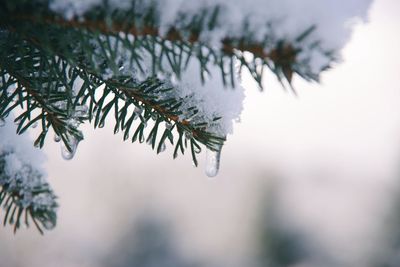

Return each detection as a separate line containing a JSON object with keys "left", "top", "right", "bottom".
{"left": 60, "top": 137, "right": 79, "bottom": 160}
{"left": 54, "top": 134, "right": 61, "bottom": 142}
{"left": 42, "top": 220, "right": 56, "bottom": 230}
{"left": 205, "top": 147, "right": 221, "bottom": 177}
{"left": 158, "top": 142, "right": 166, "bottom": 153}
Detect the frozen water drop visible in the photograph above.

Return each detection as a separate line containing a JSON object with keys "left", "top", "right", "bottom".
{"left": 202, "top": 69, "right": 210, "bottom": 82}
{"left": 31, "top": 121, "right": 38, "bottom": 128}
{"left": 6, "top": 84, "right": 16, "bottom": 96}
{"left": 159, "top": 142, "right": 166, "bottom": 153}
{"left": 185, "top": 131, "right": 193, "bottom": 140}
{"left": 42, "top": 220, "right": 56, "bottom": 230}
{"left": 205, "top": 147, "right": 221, "bottom": 177}
{"left": 193, "top": 145, "right": 201, "bottom": 154}
{"left": 54, "top": 134, "right": 61, "bottom": 143}
{"left": 165, "top": 122, "right": 173, "bottom": 130}
{"left": 74, "top": 105, "right": 88, "bottom": 117}
{"left": 67, "top": 118, "right": 79, "bottom": 128}
{"left": 0, "top": 118, "right": 5, "bottom": 127}
{"left": 157, "top": 72, "right": 165, "bottom": 80}
{"left": 61, "top": 137, "right": 79, "bottom": 160}
{"left": 170, "top": 73, "right": 178, "bottom": 86}
{"left": 21, "top": 192, "right": 33, "bottom": 208}
{"left": 134, "top": 106, "right": 143, "bottom": 115}
{"left": 185, "top": 133, "right": 193, "bottom": 141}
{"left": 54, "top": 100, "right": 67, "bottom": 110}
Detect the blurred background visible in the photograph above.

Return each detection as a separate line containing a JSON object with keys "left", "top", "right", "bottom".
{"left": 1, "top": 0, "right": 400, "bottom": 266}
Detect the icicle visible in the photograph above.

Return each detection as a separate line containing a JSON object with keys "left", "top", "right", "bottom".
{"left": 205, "top": 147, "right": 222, "bottom": 177}
{"left": 60, "top": 137, "right": 79, "bottom": 160}
{"left": 0, "top": 118, "right": 5, "bottom": 127}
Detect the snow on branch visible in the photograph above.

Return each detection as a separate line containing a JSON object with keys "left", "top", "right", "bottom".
{"left": 0, "top": 0, "right": 372, "bottom": 232}
{"left": 0, "top": 118, "right": 58, "bottom": 234}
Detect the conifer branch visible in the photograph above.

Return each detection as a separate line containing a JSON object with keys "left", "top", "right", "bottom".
{"left": 0, "top": 150, "right": 58, "bottom": 234}
{"left": 0, "top": 0, "right": 341, "bottom": 234}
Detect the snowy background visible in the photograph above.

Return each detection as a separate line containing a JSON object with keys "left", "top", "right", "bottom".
{"left": 1, "top": 0, "right": 400, "bottom": 266}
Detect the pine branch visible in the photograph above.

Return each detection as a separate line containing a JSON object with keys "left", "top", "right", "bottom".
{"left": 0, "top": 149, "right": 58, "bottom": 234}
{"left": 0, "top": 0, "right": 336, "bottom": 173}
{"left": 0, "top": 14, "right": 224, "bottom": 164}
{"left": 1, "top": 1, "right": 332, "bottom": 89}
{"left": 0, "top": 0, "right": 340, "bottom": 234}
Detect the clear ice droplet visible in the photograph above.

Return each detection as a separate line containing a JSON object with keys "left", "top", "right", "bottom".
{"left": 134, "top": 106, "right": 143, "bottom": 115}
{"left": 61, "top": 137, "right": 79, "bottom": 160}
{"left": 165, "top": 122, "right": 173, "bottom": 130}
{"left": 170, "top": 73, "right": 178, "bottom": 86}
{"left": 54, "top": 134, "right": 61, "bottom": 142}
{"left": 185, "top": 131, "right": 193, "bottom": 140}
{"left": 202, "top": 70, "right": 210, "bottom": 82}
{"left": 159, "top": 142, "right": 166, "bottom": 153}
{"left": 205, "top": 147, "right": 221, "bottom": 177}
{"left": 31, "top": 121, "right": 38, "bottom": 128}
{"left": 42, "top": 220, "right": 56, "bottom": 230}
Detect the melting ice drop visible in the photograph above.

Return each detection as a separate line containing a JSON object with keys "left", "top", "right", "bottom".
{"left": 205, "top": 147, "right": 221, "bottom": 177}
